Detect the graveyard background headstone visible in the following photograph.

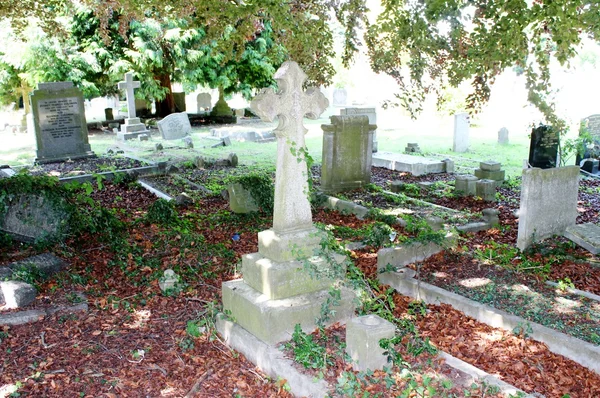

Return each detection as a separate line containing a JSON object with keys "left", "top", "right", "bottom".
{"left": 576, "top": 114, "right": 600, "bottom": 165}
{"left": 321, "top": 115, "right": 376, "bottom": 193}
{"left": 340, "top": 107, "right": 378, "bottom": 152}
{"left": 196, "top": 93, "right": 212, "bottom": 113}
{"left": 332, "top": 87, "right": 348, "bottom": 106}
{"left": 528, "top": 125, "right": 559, "bottom": 169}
{"left": 498, "top": 127, "right": 509, "bottom": 145}
{"left": 117, "top": 72, "right": 150, "bottom": 140}
{"left": 452, "top": 112, "right": 470, "bottom": 153}
{"left": 30, "top": 82, "right": 95, "bottom": 163}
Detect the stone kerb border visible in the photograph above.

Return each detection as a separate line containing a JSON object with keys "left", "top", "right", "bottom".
{"left": 217, "top": 315, "right": 531, "bottom": 397}
{"left": 58, "top": 165, "right": 159, "bottom": 184}
{"left": 317, "top": 193, "right": 370, "bottom": 219}
{"left": 379, "top": 271, "right": 600, "bottom": 375}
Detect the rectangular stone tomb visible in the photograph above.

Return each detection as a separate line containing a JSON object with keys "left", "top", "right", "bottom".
{"left": 564, "top": 223, "right": 600, "bottom": 255}
{"left": 31, "top": 82, "right": 95, "bottom": 163}
{"left": 517, "top": 166, "right": 579, "bottom": 250}
{"left": 157, "top": 112, "right": 192, "bottom": 140}
{"left": 320, "top": 115, "right": 375, "bottom": 193}
{"left": 210, "top": 126, "right": 275, "bottom": 143}
{"left": 372, "top": 152, "right": 447, "bottom": 176}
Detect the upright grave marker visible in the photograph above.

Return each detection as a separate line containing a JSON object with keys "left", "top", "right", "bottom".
{"left": 117, "top": 72, "right": 149, "bottom": 140}
{"left": 157, "top": 112, "right": 192, "bottom": 140}
{"left": 221, "top": 61, "right": 354, "bottom": 345}
{"left": 516, "top": 166, "right": 579, "bottom": 250}
{"left": 340, "top": 107, "right": 378, "bottom": 152}
{"left": 321, "top": 115, "right": 376, "bottom": 193}
{"left": 197, "top": 93, "right": 212, "bottom": 112}
{"left": 528, "top": 125, "right": 559, "bottom": 168}
{"left": 31, "top": 82, "right": 95, "bottom": 163}
{"left": 577, "top": 114, "right": 600, "bottom": 165}
{"left": 453, "top": 112, "right": 470, "bottom": 152}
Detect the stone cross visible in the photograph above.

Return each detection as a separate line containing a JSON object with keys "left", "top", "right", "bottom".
{"left": 251, "top": 61, "right": 328, "bottom": 235}
{"left": 118, "top": 72, "right": 141, "bottom": 119}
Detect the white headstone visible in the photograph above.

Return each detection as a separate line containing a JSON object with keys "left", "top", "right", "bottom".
{"left": 197, "top": 93, "right": 212, "bottom": 112}
{"left": 118, "top": 72, "right": 141, "bottom": 119}
{"left": 498, "top": 127, "right": 509, "bottom": 145}
{"left": 157, "top": 112, "right": 192, "bottom": 140}
{"left": 453, "top": 112, "right": 470, "bottom": 153}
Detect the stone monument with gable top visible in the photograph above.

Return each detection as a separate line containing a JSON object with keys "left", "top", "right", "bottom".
{"left": 340, "top": 107, "right": 379, "bottom": 152}
{"left": 221, "top": 61, "right": 355, "bottom": 346}
{"left": 453, "top": 112, "right": 470, "bottom": 153}
{"left": 31, "top": 82, "right": 95, "bottom": 163}
{"left": 321, "top": 115, "right": 376, "bottom": 193}
{"left": 117, "top": 72, "right": 150, "bottom": 140}
{"left": 197, "top": 92, "right": 212, "bottom": 113}
{"left": 529, "top": 125, "right": 559, "bottom": 168}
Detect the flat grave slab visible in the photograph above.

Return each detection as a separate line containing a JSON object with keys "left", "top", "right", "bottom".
{"left": 210, "top": 125, "right": 275, "bottom": 143}
{"left": 372, "top": 152, "right": 446, "bottom": 175}
{"left": 564, "top": 223, "right": 600, "bottom": 255}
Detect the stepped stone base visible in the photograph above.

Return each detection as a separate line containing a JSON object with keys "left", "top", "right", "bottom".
{"left": 222, "top": 279, "right": 355, "bottom": 345}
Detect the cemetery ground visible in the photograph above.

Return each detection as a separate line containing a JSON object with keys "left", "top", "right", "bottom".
{"left": 1, "top": 120, "right": 600, "bottom": 397}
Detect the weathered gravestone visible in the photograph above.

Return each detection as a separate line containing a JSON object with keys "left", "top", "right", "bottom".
{"left": 30, "top": 82, "right": 95, "bottom": 163}
{"left": 340, "top": 107, "right": 378, "bottom": 152}
{"left": 516, "top": 166, "right": 579, "bottom": 251}
{"left": 528, "top": 125, "right": 559, "bottom": 169}
{"left": 453, "top": 112, "right": 470, "bottom": 153}
{"left": 498, "top": 127, "right": 509, "bottom": 145}
{"left": 157, "top": 112, "right": 192, "bottom": 140}
{"left": 0, "top": 194, "right": 70, "bottom": 243}
{"left": 332, "top": 88, "right": 348, "bottom": 106}
{"left": 227, "top": 183, "right": 259, "bottom": 213}
{"left": 117, "top": 72, "right": 150, "bottom": 140}
{"left": 173, "top": 92, "right": 186, "bottom": 112}
{"left": 221, "top": 61, "right": 354, "bottom": 345}
{"left": 197, "top": 93, "right": 212, "bottom": 113}
{"left": 320, "top": 115, "right": 376, "bottom": 193}
{"left": 576, "top": 114, "right": 600, "bottom": 165}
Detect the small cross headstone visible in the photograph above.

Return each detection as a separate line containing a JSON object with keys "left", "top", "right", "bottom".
{"left": 529, "top": 125, "right": 559, "bottom": 169}
{"left": 117, "top": 72, "right": 149, "bottom": 140}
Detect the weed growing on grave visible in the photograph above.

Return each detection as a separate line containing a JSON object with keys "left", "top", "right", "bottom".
{"left": 144, "top": 198, "right": 179, "bottom": 225}
{"left": 226, "top": 171, "right": 274, "bottom": 213}
{"left": 363, "top": 221, "right": 398, "bottom": 248}
{"left": 284, "top": 324, "right": 332, "bottom": 370}
{"left": 557, "top": 277, "right": 575, "bottom": 291}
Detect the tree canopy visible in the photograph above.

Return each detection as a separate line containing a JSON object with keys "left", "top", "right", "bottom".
{"left": 2, "top": 0, "right": 600, "bottom": 127}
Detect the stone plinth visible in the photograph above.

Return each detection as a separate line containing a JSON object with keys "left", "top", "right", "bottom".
{"left": 117, "top": 117, "right": 149, "bottom": 141}
{"left": 346, "top": 315, "right": 395, "bottom": 371}
{"left": 455, "top": 175, "right": 479, "bottom": 196}
{"left": 320, "top": 115, "right": 375, "bottom": 193}
{"left": 476, "top": 179, "right": 496, "bottom": 202}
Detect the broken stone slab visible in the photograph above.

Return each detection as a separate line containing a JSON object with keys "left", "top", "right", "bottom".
{"left": 7, "top": 253, "right": 67, "bottom": 278}
{"left": 564, "top": 223, "right": 600, "bottom": 255}
{"left": 482, "top": 208, "right": 500, "bottom": 226}
{"left": 0, "top": 281, "right": 37, "bottom": 308}
{"left": 372, "top": 152, "right": 446, "bottom": 175}
{"left": 0, "top": 301, "right": 88, "bottom": 327}
{"left": 457, "top": 222, "right": 490, "bottom": 233}
{"left": 377, "top": 234, "right": 455, "bottom": 272}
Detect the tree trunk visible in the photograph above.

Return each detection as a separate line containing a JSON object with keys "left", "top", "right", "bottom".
{"left": 155, "top": 73, "right": 175, "bottom": 117}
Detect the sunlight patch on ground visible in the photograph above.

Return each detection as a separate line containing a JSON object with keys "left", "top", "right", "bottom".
{"left": 552, "top": 296, "right": 581, "bottom": 314}
{"left": 0, "top": 384, "right": 17, "bottom": 397}
{"left": 459, "top": 277, "right": 491, "bottom": 288}
{"left": 124, "top": 309, "right": 151, "bottom": 329}
{"left": 433, "top": 271, "right": 449, "bottom": 279}
{"left": 474, "top": 329, "right": 504, "bottom": 343}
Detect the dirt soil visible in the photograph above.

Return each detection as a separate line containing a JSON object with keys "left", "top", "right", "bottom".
{"left": 26, "top": 156, "right": 149, "bottom": 178}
